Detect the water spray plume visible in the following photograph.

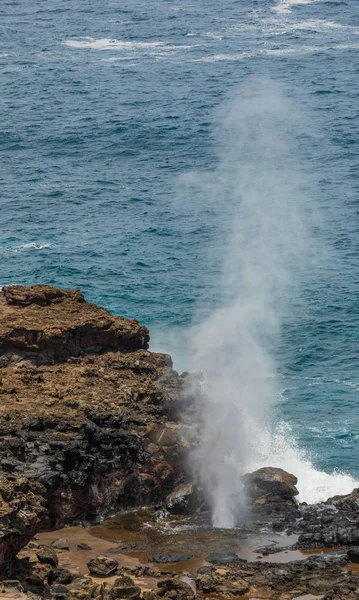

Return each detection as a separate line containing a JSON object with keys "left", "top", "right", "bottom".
{"left": 186, "top": 78, "right": 357, "bottom": 528}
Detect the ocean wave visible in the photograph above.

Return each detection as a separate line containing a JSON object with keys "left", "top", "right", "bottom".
{"left": 245, "top": 421, "right": 358, "bottom": 504}
{"left": 12, "top": 242, "right": 52, "bottom": 252}
{"left": 63, "top": 37, "right": 195, "bottom": 52}
{"left": 196, "top": 43, "right": 359, "bottom": 62}
{"left": 273, "top": 0, "right": 322, "bottom": 15}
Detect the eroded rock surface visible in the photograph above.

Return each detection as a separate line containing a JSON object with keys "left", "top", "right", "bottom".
{"left": 0, "top": 285, "right": 190, "bottom": 524}
{"left": 0, "top": 476, "right": 48, "bottom": 575}
{"left": 242, "top": 467, "right": 299, "bottom": 506}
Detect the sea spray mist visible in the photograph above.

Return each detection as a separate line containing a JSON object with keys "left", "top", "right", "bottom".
{"left": 185, "top": 78, "right": 352, "bottom": 528}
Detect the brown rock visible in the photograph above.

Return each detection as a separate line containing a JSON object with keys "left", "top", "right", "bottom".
{"left": 241, "top": 467, "right": 299, "bottom": 504}
{"left": 148, "top": 425, "right": 179, "bottom": 447}
{"left": 0, "top": 284, "right": 149, "bottom": 365}
{"left": 157, "top": 577, "right": 195, "bottom": 600}
{"left": 36, "top": 546, "right": 59, "bottom": 567}
{"left": 51, "top": 538, "right": 70, "bottom": 551}
{"left": 0, "top": 476, "right": 48, "bottom": 575}
{"left": 108, "top": 576, "right": 141, "bottom": 599}
{"left": 87, "top": 555, "right": 119, "bottom": 577}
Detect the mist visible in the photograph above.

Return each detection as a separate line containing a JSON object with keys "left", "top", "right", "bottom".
{"left": 182, "top": 78, "right": 357, "bottom": 528}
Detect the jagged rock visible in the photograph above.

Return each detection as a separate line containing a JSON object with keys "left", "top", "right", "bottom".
{"left": 157, "top": 577, "right": 195, "bottom": 600}
{"left": 51, "top": 538, "right": 70, "bottom": 550}
{"left": 165, "top": 482, "right": 200, "bottom": 514}
{"left": 51, "top": 568, "right": 73, "bottom": 585}
{"left": 0, "top": 475, "right": 48, "bottom": 575}
{"left": 87, "top": 555, "right": 119, "bottom": 577}
{"left": 0, "top": 285, "right": 188, "bottom": 525}
{"left": 108, "top": 576, "right": 141, "bottom": 599}
{"left": 241, "top": 467, "right": 299, "bottom": 505}
{"left": 36, "top": 546, "right": 59, "bottom": 567}
{"left": 0, "top": 284, "right": 149, "bottom": 365}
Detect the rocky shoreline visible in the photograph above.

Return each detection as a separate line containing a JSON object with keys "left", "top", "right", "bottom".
{"left": 1, "top": 285, "right": 359, "bottom": 600}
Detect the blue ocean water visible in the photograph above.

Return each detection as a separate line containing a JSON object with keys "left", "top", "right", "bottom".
{"left": 2, "top": 0, "right": 359, "bottom": 487}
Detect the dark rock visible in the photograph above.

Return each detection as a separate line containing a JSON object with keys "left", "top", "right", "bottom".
{"left": 196, "top": 566, "right": 212, "bottom": 575}
{"left": 348, "top": 547, "right": 359, "bottom": 563}
{"left": 152, "top": 507, "right": 169, "bottom": 522}
{"left": 51, "top": 538, "right": 70, "bottom": 551}
{"left": 242, "top": 467, "right": 299, "bottom": 505}
{"left": 51, "top": 568, "right": 73, "bottom": 585}
{"left": 50, "top": 584, "right": 69, "bottom": 600}
{"left": 151, "top": 552, "right": 194, "bottom": 563}
{"left": 205, "top": 551, "right": 240, "bottom": 565}
{"left": 77, "top": 543, "right": 92, "bottom": 551}
{"left": 165, "top": 482, "right": 201, "bottom": 514}
{"left": 36, "top": 546, "right": 59, "bottom": 567}
{"left": 157, "top": 577, "right": 195, "bottom": 600}
{"left": 108, "top": 576, "right": 141, "bottom": 600}
{"left": 87, "top": 555, "right": 119, "bottom": 577}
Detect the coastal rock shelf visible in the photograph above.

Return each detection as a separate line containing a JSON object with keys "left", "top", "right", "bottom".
{"left": 0, "top": 285, "right": 188, "bottom": 525}
{"left": 2, "top": 285, "right": 359, "bottom": 600}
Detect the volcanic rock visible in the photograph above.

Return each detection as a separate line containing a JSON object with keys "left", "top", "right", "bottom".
{"left": 165, "top": 482, "right": 201, "bottom": 514}
{"left": 0, "top": 284, "right": 149, "bottom": 365}
{"left": 0, "top": 475, "right": 48, "bottom": 575}
{"left": 205, "top": 551, "right": 240, "bottom": 565}
{"left": 151, "top": 552, "right": 194, "bottom": 563}
{"left": 87, "top": 555, "right": 119, "bottom": 577}
{"left": 157, "top": 577, "right": 195, "bottom": 600}
{"left": 36, "top": 546, "right": 59, "bottom": 567}
{"left": 108, "top": 576, "right": 141, "bottom": 600}
{"left": 51, "top": 538, "right": 70, "bottom": 551}
{"left": 0, "top": 285, "right": 189, "bottom": 524}
{"left": 242, "top": 467, "right": 299, "bottom": 505}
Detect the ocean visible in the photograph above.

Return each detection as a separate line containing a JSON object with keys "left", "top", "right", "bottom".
{"left": 2, "top": 0, "right": 359, "bottom": 502}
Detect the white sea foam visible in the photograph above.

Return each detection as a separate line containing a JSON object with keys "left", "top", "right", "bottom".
{"left": 244, "top": 421, "right": 358, "bottom": 503}
{"left": 63, "top": 38, "right": 195, "bottom": 53}
{"left": 13, "top": 242, "right": 52, "bottom": 252}
{"left": 273, "top": 0, "right": 322, "bottom": 15}
{"left": 196, "top": 43, "right": 359, "bottom": 62}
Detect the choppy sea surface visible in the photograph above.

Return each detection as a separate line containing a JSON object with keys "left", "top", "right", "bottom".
{"left": 2, "top": 0, "right": 359, "bottom": 494}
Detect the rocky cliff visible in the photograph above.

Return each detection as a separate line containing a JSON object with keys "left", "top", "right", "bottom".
{"left": 0, "top": 285, "right": 188, "bottom": 525}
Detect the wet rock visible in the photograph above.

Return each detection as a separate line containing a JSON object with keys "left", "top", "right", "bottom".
{"left": 87, "top": 555, "right": 119, "bottom": 577}
{"left": 157, "top": 577, "right": 195, "bottom": 600}
{"left": 36, "top": 546, "right": 59, "bottom": 567}
{"left": 242, "top": 467, "right": 299, "bottom": 505}
{"left": 205, "top": 551, "right": 240, "bottom": 565}
{"left": 151, "top": 552, "right": 194, "bottom": 563}
{"left": 108, "top": 576, "right": 141, "bottom": 600}
{"left": 165, "top": 482, "right": 201, "bottom": 514}
{"left": 51, "top": 538, "right": 70, "bottom": 551}
{"left": 77, "top": 543, "right": 92, "bottom": 551}
{"left": 347, "top": 547, "right": 359, "bottom": 563}
{"left": 152, "top": 507, "right": 169, "bottom": 522}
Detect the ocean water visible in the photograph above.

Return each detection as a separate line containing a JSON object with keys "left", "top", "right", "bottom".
{"left": 2, "top": 0, "right": 359, "bottom": 500}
